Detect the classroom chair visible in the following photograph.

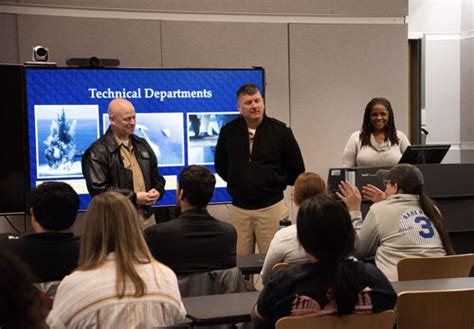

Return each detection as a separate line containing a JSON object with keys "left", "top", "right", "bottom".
{"left": 397, "top": 253, "right": 474, "bottom": 281}
{"left": 396, "top": 289, "right": 474, "bottom": 329}
{"left": 275, "top": 310, "right": 395, "bottom": 329}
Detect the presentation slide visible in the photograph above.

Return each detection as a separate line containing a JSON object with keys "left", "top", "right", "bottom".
{"left": 26, "top": 67, "right": 264, "bottom": 210}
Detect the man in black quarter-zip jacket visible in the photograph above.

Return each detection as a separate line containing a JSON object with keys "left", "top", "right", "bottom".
{"left": 215, "top": 83, "right": 305, "bottom": 255}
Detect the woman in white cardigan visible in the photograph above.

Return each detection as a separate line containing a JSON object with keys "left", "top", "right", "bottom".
{"left": 342, "top": 97, "right": 410, "bottom": 167}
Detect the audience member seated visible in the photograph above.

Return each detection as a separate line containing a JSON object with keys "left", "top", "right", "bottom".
{"left": 0, "top": 250, "right": 48, "bottom": 329}
{"left": 145, "top": 165, "right": 237, "bottom": 274}
{"left": 0, "top": 182, "right": 80, "bottom": 283}
{"left": 337, "top": 163, "right": 455, "bottom": 281}
{"left": 253, "top": 196, "right": 396, "bottom": 328}
{"left": 260, "top": 172, "right": 327, "bottom": 285}
{"left": 47, "top": 192, "right": 186, "bottom": 328}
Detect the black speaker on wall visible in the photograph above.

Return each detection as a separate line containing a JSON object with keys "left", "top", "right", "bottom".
{"left": 66, "top": 57, "right": 120, "bottom": 68}
{"left": 0, "top": 64, "right": 28, "bottom": 214}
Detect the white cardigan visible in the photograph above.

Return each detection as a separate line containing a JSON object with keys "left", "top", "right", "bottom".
{"left": 342, "top": 130, "right": 410, "bottom": 167}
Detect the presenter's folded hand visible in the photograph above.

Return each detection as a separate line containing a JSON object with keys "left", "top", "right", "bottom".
{"left": 136, "top": 191, "right": 156, "bottom": 206}
{"left": 147, "top": 188, "right": 160, "bottom": 202}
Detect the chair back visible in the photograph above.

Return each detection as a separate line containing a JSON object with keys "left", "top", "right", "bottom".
{"left": 275, "top": 310, "right": 395, "bottom": 329}
{"left": 177, "top": 267, "right": 246, "bottom": 297}
{"left": 397, "top": 289, "right": 474, "bottom": 329}
{"left": 271, "top": 262, "right": 290, "bottom": 274}
{"left": 397, "top": 253, "right": 474, "bottom": 281}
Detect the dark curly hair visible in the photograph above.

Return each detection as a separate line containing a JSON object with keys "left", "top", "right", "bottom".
{"left": 359, "top": 97, "right": 399, "bottom": 147}
{"left": 0, "top": 250, "right": 47, "bottom": 328}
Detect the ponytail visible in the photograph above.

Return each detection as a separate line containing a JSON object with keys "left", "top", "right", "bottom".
{"left": 334, "top": 259, "right": 360, "bottom": 315}
{"left": 297, "top": 196, "right": 362, "bottom": 315}
{"left": 418, "top": 193, "right": 455, "bottom": 255}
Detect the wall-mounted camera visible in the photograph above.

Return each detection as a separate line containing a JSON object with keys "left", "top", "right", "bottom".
{"left": 66, "top": 57, "right": 120, "bottom": 68}
{"left": 24, "top": 45, "right": 56, "bottom": 66}
{"left": 33, "top": 45, "right": 49, "bottom": 62}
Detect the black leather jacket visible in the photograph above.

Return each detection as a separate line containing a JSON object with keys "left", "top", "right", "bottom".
{"left": 81, "top": 127, "right": 165, "bottom": 218}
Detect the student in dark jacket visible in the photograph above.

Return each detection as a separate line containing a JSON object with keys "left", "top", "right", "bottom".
{"left": 0, "top": 182, "right": 80, "bottom": 283}
{"left": 145, "top": 165, "right": 237, "bottom": 274}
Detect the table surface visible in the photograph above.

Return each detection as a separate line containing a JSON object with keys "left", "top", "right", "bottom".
{"left": 236, "top": 253, "right": 265, "bottom": 275}
{"left": 183, "top": 277, "right": 474, "bottom": 326}
{"left": 183, "top": 291, "right": 259, "bottom": 326}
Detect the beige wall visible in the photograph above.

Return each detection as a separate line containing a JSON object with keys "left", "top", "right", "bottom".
{"left": 0, "top": 13, "right": 19, "bottom": 63}
{"left": 17, "top": 15, "right": 162, "bottom": 67}
{"left": 161, "top": 21, "right": 290, "bottom": 124}
{"left": 289, "top": 23, "right": 408, "bottom": 176}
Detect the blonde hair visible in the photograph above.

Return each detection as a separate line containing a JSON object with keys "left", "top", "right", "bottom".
{"left": 294, "top": 172, "right": 327, "bottom": 206}
{"left": 79, "top": 192, "right": 153, "bottom": 298}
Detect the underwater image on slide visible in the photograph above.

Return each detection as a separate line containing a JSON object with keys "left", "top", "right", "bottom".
{"left": 103, "top": 112, "right": 185, "bottom": 166}
{"left": 187, "top": 112, "right": 240, "bottom": 165}
{"left": 35, "top": 105, "right": 99, "bottom": 179}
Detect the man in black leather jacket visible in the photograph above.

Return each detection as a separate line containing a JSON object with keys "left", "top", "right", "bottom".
{"left": 82, "top": 98, "right": 165, "bottom": 225}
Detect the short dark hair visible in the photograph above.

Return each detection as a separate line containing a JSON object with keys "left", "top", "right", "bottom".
{"left": 236, "top": 83, "right": 261, "bottom": 99}
{"left": 178, "top": 165, "right": 216, "bottom": 208}
{"left": 29, "top": 182, "right": 79, "bottom": 231}
{"left": 297, "top": 196, "right": 354, "bottom": 261}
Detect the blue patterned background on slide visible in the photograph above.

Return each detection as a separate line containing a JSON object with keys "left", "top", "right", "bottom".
{"left": 26, "top": 68, "right": 264, "bottom": 209}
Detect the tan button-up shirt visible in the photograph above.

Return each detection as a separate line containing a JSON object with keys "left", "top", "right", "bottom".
{"left": 116, "top": 137, "right": 146, "bottom": 193}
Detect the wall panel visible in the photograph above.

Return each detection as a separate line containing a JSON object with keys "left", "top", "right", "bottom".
{"left": 460, "top": 0, "right": 474, "bottom": 162}
{"left": 289, "top": 23, "right": 409, "bottom": 177}
{"left": 17, "top": 15, "right": 161, "bottom": 67}
{"left": 161, "top": 21, "right": 290, "bottom": 123}
{"left": 424, "top": 39, "right": 460, "bottom": 162}
{"left": 460, "top": 37, "right": 473, "bottom": 162}
{"left": 0, "top": 13, "right": 19, "bottom": 63}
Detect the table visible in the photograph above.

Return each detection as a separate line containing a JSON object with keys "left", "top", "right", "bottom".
{"left": 183, "top": 277, "right": 474, "bottom": 326}
{"left": 183, "top": 291, "right": 259, "bottom": 326}
{"left": 236, "top": 253, "right": 265, "bottom": 275}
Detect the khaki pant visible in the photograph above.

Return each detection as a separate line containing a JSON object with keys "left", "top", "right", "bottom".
{"left": 231, "top": 199, "right": 289, "bottom": 255}
{"left": 141, "top": 213, "right": 156, "bottom": 230}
